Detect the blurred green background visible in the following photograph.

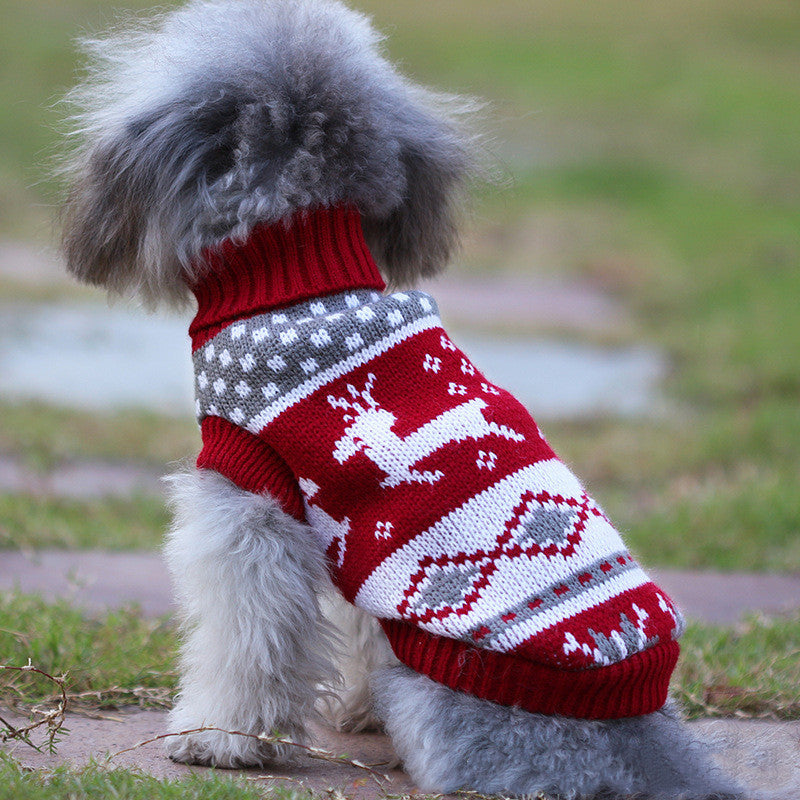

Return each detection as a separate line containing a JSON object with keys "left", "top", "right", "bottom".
{"left": 0, "top": 0, "right": 798, "bottom": 569}
{"left": 0, "top": 0, "right": 798, "bottom": 734}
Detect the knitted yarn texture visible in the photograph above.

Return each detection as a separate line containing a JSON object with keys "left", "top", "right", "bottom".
{"left": 193, "top": 285, "right": 685, "bottom": 719}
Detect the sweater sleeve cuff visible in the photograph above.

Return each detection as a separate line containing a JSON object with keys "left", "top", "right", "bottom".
{"left": 197, "top": 416, "right": 305, "bottom": 521}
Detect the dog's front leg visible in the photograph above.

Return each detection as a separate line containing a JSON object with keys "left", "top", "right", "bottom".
{"left": 162, "top": 468, "right": 338, "bottom": 768}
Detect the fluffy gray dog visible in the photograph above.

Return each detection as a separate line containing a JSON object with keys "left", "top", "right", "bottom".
{"left": 60, "top": 2, "right": 744, "bottom": 798}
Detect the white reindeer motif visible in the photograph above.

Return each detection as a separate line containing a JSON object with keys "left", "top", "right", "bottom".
{"left": 328, "top": 374, "right": 525, "bottom": 488}
{"left": 298, "top": 477, "right": 350, "bottom": 566}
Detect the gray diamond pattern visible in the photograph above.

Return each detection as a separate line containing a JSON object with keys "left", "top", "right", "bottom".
{"left": 413, "top": 563, "right": 483, "bottom": 613}
{"left": 516, "top": 506, "right": 577, "bottom": 548}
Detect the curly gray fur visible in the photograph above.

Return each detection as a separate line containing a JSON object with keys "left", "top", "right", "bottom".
{"left": 61, "top": 0, "right": 478, "bottom": 305}
{"left": 373, "top": 665, "right": 746, "bottom": 800}
{"left": 163, "top": 468, "right": 340, "bottom": 767}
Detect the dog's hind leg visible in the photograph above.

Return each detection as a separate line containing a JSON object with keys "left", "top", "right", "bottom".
{"left": 318, "top": 590, "right": 397, "bottom": 733}
{"left": 375, "top": 665, "right": 745, "bottom": 799}
{"left": 162, "top": 468, "right": 339, "bottom": 768}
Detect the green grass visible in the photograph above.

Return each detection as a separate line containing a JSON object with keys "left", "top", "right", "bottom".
{"left": 0, "top": 0, "right": 175, "bottom": 239}
{"left": 675, "top": 613, "right": 800, "bottom": 720}
{"left": 0, "top": 400, "right": 198, "bottom": 472}
{"left": 0, "top": 756, "right": 276, "bottom": 800}
{"left": 0, "top": 493, "right": 167, "bottom": 550}
{"left": 1, "top": 593, "right": 797, "bottom": 720}
{"left": 622, "top": 471, "right": 800, "bottom": 572}
{"left": 0, "top": 594, "right": 175, "bottom": 707}
{"left": 545, "top": 414, "right": 800, "bottom": 573}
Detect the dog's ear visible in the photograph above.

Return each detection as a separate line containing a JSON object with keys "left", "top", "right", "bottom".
{"left": 361, "top": 92, "right": 476, "bottom": 288}
{"left": 61, "top": 76, "right": 242, "bottom": 306}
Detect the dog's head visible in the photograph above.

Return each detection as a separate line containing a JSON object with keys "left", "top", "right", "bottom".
{"left": 60, "top": 0, "right": 478, "bottom": 306}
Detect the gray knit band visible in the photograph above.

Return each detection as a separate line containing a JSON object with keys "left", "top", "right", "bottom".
{"left": 194, "top": 289, "right": 442, "bottom": 433}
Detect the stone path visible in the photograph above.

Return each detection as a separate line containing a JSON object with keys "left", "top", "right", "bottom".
{"left": 2, "top": 242, "right": 661, "bottom": 419}
{"left": 1, "top": 710, "right": 416, "bottom": 800}
{"left": 1, "top": 550, "right": 798, "bottom": 625}
{"left": 1, "top": 242, "right": 630, "bottom": 335}
{"left": 1, "top": 708, "right": 798, "bottom": 799}
{"left": 420, "top": 273, "right": 630, "bottom": 335}
{"left": 0, "top": 455, "right": 163, "bottom": 500}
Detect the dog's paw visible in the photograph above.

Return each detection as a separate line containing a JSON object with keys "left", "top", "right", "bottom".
{"left": 165, "top": 727, "right": 297, "bottom": 769}
{"left": 331, "top": 705, "right": 384, "bottom": 734}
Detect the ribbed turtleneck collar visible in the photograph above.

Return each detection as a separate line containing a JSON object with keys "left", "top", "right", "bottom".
{"left": 187, "top": 205, "right": 386, "bottom": 350}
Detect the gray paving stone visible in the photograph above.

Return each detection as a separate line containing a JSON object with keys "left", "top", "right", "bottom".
{"left": 2, "top": 708, "right": 797, "bottom": 799}
{"left": 0, "top": 709, "right": 416, "bottom": 799}
{"left": 0, "top": 455, "right": 163, "bottom": 500}
{"left": 0, "top": 550, "right": 176, "bottom": 618}
{"left": 1, "top": 550, "right": 798, "bottom": 625}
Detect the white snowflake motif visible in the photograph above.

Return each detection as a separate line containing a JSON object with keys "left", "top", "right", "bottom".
{"left": 219, "top": 349, "right": 233, "bottom": 368}
{"left": 481, "top": 382, "right": 500, "bottom": 396}
{"left": 230, "top": 323, "right": 246, "bottom": 340}
{"left": 345, "top": 333, "right": 364, "bottom": 351}
{"left": 310, "top": 329, "right": 331, "bottom": 348}
{"left": 374, "top": 521, "right": 394, "bottom": 540}
{"left": 448, "top": 382, "right": 468, "bottom": 396}
{"left": 240, "top": 354, "right": 256, "bottom": 372}
{"left": 213, "top": 378, "right": 226, "bottom": 396}
{"left": 387, "top": 309, "right": 404, "bottom": 327}
{"left": 280, "top": 328, "right": 299, "bottom": 346}
{"left": 460, "top": 358, "right": 475, "bottom": 376}
{"left": 440, "top": 334, "right": 457, "bottom": 352}
{"left": 476, "top": 450, "right": 497, "bottom": 471}
{"left": 423, "top": 354, "right": 442, "bottom": 373}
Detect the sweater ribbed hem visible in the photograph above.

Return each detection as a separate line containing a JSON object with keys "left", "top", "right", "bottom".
{"left": 188, "top": 205, "right": 386, "bottom": 350}
{"left": 197, "top": 416, "right": 305, "bottom": 520}
{"left": 381, "top": 618, "right": 679, "bottom": 719}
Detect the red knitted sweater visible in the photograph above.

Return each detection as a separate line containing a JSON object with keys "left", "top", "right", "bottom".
{"left": 188, "top": 205, "right": 684, "bottom": 720}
